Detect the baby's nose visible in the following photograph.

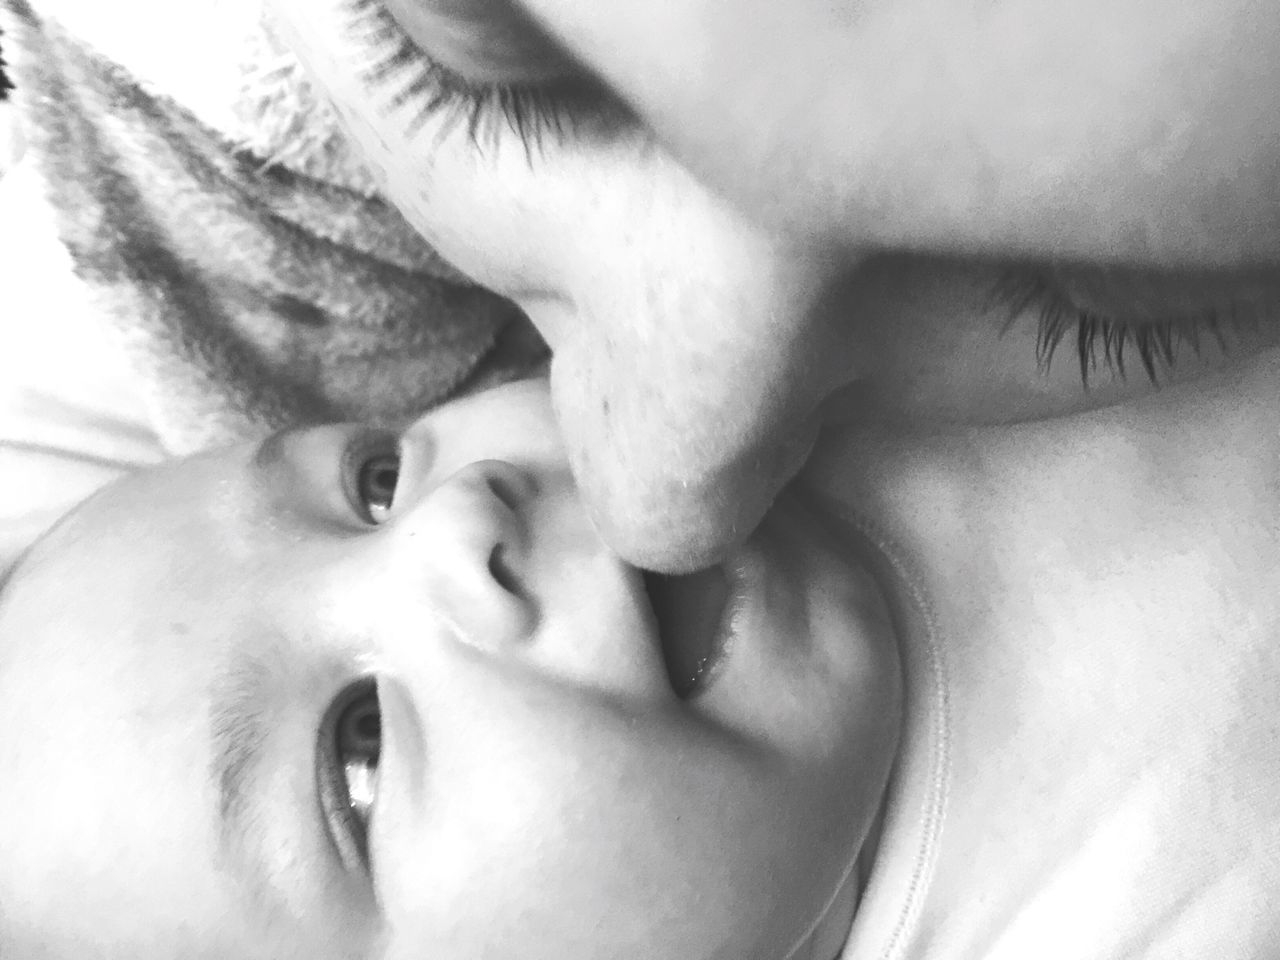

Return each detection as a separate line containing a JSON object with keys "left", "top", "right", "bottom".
{"left": 394, "top": 459, "right": 538, "bottom": 650}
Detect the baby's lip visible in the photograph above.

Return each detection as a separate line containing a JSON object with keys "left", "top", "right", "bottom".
{"left": 642, "top": 563, "right": 736, "bottom": 698}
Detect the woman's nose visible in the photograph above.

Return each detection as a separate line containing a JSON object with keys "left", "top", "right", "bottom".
{"left": 390, "top": 459, "right": 539, "bottom": 651}
{"left": 525, "top": 197, "right": 860, "bottom": 572}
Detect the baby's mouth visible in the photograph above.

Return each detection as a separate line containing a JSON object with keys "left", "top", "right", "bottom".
{"left": 643, "top": 567, "right": 731, "bottom": 698}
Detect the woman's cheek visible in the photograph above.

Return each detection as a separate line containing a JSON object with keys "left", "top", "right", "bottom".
{"left": 264, "top": 0, "right": 780, "bottom": 310}
{"left": 357, "top": 122, "right": 667, "bottom": 304}
{"left": 355, "top": 116, "right": 719, "bottom": 315}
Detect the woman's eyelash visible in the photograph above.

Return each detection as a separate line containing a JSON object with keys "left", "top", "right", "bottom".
{"left": 340, "top": 0, "right": 620, "bottom": 158}
{"left": 990, "top": 272, "right": 1247, "bottom": 388}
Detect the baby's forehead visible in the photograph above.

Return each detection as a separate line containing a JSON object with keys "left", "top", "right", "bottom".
{"left": 0, "top": 445, "right": 248, "bottom": 655}
{"left": 0, "top": 495, "right": 333, "bottom": 960}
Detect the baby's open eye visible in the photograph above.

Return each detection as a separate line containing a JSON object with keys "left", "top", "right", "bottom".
{"left": 358, "top": 454, "right": 401, "bottom": 524}
{"left": 319, "top": 680, "right": 382, "bottom": 874}
{"left": 341, "top": 429, "right": 403, "bottom": 524}
{"left": 339, "top": 688, "right": 381, "bottom": 818}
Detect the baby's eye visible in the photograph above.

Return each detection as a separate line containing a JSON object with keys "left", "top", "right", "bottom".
{"left": 338, "top": 689, "right": 381, "bottom": 824}
{"left": 357, "top": 453, "right": 401, "bottom": 524}
{"left": 342, "top": 429, "right": 403, "bottom": 525}
{"left": 319, "top": 680, "right": 382, "bottom": 875}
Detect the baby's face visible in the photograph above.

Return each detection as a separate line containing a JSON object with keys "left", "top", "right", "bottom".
{"left": 0, "top": 381, "right": 901, "bottom": 960}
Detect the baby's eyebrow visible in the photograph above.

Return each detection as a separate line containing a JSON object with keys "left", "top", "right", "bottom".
{"left": 208, "top": 635, "right": 374, "bottom": 924}
{"left": 208, "top": 643, "right": 296, "bottom": 918}
{"left": 211, "top": 656, "right": 272, "bottom": 842}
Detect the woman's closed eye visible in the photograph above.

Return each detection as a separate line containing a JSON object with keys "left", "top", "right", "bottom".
{"left": 318, "top": 679, "right": 382, "bottom": 876}
{"left": 831, "top": 255, "right": 1280, "bottom": 425}
{"left": 339, "top": 0, "right": 630, "bottom": 156}
{"left": 991, "top": 264, "right": 1280, "bottom": 388}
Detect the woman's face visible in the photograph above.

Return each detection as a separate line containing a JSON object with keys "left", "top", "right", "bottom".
{"left": 0, "top": 382, "right": 901, "bottom": 960}
{"left": 254, "top": 0, "right": 1280, "bottom": 490}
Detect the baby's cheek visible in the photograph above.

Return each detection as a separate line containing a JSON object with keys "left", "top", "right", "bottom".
{"left": 367, "top": 818, "right": 448, "bottom": 957}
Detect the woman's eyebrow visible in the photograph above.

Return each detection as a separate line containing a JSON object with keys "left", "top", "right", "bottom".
{"left": 251, "top": 428, "right": 295, "bottom": 474}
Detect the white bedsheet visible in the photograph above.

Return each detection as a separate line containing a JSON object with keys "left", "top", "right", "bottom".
{"left": 0, "top": 159, "right": 165, "bottom": 574}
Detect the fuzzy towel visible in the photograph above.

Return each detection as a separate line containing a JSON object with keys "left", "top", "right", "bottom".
{"left": 1, "top": 28, "right": 13, "bottom": 98}
{"left": 0, "top": 0, "right": 547, "bottom": 457}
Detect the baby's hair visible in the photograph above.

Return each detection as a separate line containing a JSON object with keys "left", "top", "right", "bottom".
{"left": 0, "top": 549, "right": 30, "bottom": 617}
{"left": 0, "top": 481, "right": 120, "bottom": 619}
{"left": 0, "top": 514, "right": 74, "bottom": 620}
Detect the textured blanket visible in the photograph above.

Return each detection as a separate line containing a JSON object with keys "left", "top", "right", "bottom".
{"left": 0, "top": 0, "right": 547, "bottom": 456}
{"left": 1, "top": 27, "right": 12, "bottom": 98}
